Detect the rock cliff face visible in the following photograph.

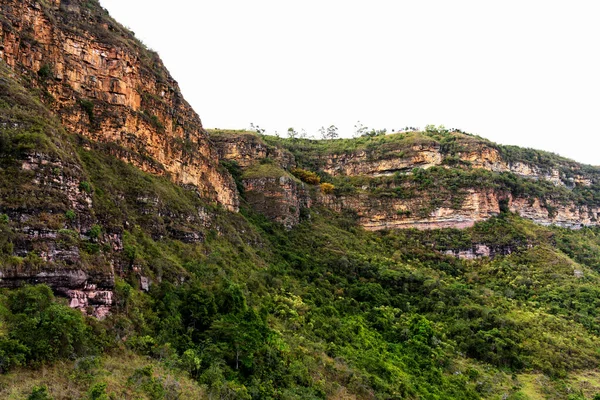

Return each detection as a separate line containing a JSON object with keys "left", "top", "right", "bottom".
{"left": 210, "top": 130, "right": 309, "bottom": 228}
{"left": 1, "top": 0, "right": 600, "bottom": 323}
{"left": 321, "top": 139, "right": 591, "bottom": 189}
{"left": 210, "top": 131, "right": 600, "bottom": 231}
{"left": 0, "top": 59, "right": 115, "bottom": 317}
{"left": 0, "top": 0, "right": 238, "bottom": 210}
{"left": 211, "top": 131, "right": 295, "bottom": 169}
{"left": 322, "top": 144, "right": 443, "bottom": 177}
{"left": 244, "top": 176, "right": 311, "bottom": 229}
{"left": 0, "top": 0, "right": 238, "bottom": 319}
{"left": 319, "top": 189, "right": 502, "bottom": 231}
{"left": 320, "top": 191, "right": 599, "bottom": 231}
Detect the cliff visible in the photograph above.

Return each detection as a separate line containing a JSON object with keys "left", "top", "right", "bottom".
{"left": 3, "top": 4, "right": 600, "bottom": 398}
{"left": 0, "top": 0, "right": 240, "bottom": 317}
{"left": 210, "top": 129, "right": 600, "bottom": 231}
{"left": 0, "top": 0, "right": 238, "bottom": 210}
{"left": 1, "top": 0, "right": 599, "bottom": 323}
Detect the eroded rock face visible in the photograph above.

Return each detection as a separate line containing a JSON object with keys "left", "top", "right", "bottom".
{"left": 244, "top": 176, "right": 311, "bottom": 229}
{"left": 210, "top": 132, "right": 600, "bottom": 230}
{"left": 319, "top": 190, "right": 501, "bottom": 231}
{"left": 209, "top": 132, "right": 306, "bottom": 228}
{"left": 319, "top": 190, "right": 599, "bottom": 231}
{"left": 322, "top": 145, "right": 443, "bottom": 177}
{"left": 0, "top": 0, "right": 238, "bottom": 210}
{"left": 318, "top": 141, "right": 592, "bottom": 189}
{"left": 509, "top": 197, "right": 599, "bottom": 228}
{"left": 0, "top": 268, "right": 114, "bottom": 318}
{"left": 211, "top": 131, "right": 295, "bottom": 169}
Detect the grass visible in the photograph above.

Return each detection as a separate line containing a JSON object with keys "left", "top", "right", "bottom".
{"left": 0, "top": 350, "right": 207, "bottom": 399}
{"left": 516, "top": 374, "right": 546, "bottom": 400}
{"left": 242, "top": 162, "right": 294, "bottom": 180}
{"left": 515, "top": 372, "right": 600, "bottom": 400}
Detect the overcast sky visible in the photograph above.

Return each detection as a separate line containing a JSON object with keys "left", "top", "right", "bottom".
{"left": 99, "top": 0, "right": 599, "bottom": 165}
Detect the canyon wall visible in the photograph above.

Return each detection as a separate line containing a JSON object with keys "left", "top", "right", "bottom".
{"left": 210, "top": 131, "right": 600, "bottom": 231}
{"left": 0, "top": 0, "right": 238, "bottom": 210}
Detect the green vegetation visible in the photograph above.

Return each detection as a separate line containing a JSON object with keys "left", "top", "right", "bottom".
{"left": 36, "top": 64, "right": 53, "bottom": 81}
{"left": 242, "top": 162, "right": 291, "bottom": 180}
{"left": 4, "top": 29, "right": 600, "bottom": 398}
{"left": 320, "top": 182, "right": 335, "bottom": 194}
{"left": 256, "top": 130, "right": 600, "bottom": 213}
{"left": 291, "top": 167, "right": 321, "bottom": 185}
{"left": 79, "top": 99, "right": 95, "bottom": 123}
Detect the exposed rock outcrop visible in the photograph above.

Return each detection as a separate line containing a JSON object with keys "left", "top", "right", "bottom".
{"left": 244, "top": 175, "right": 311, "bottom": 229}
{"left": 0, "top": 0, "right": 238, "bottom": 210}
{"left": 210, "top": 130, "right": 295, "bottom": 169}
{"left": 210, "top": 132, "right": 600, "bottom": 231}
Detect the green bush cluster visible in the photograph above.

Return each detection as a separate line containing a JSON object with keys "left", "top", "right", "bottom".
{"left": 0, "top": 285, "right": 103, "bottom": 373}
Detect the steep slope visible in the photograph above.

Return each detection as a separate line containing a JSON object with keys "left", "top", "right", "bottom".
{"left": 3, "top": 2, "right": 600, "bottom": 400}
{"left": 210, "top": 129, "right": 600, "bottom": 230}
{"left": 0, "top": 0, "right": 238, "bottom": 209}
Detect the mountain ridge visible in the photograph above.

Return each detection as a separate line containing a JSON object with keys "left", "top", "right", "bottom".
{"left": 210, "top": 128, "right": 600, "bottom": 230}
{"left": 2, "top": 1, "right": 600, "bottom": 399}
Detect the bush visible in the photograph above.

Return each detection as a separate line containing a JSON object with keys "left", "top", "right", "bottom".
{"left": 65, "top": 210, "right": 76, "bottom": 222}
{"left": 79, "top": 99, "right": 95, "bottom": 122}
{"left": 37, "top": 64, "right": 53, "bottom": 81}
{"left": 27, "top": 385, "right": 53, "bottom": 400}
{"left": 87, "top": 382, "right": 109, "bottom": 400}
{"left": 291, "top": 168, "right": 320, "bottom": 185}
{"left": 89, "top": 224, "right": 102, "bottom": 240}
{"left": 320, "top": 183, "right": 335, "bottom": 194}
{"left": 79, "top": 181, "right": 93, "bottom": 193}
{"left": 2, "top": 285, "right": 96, "bottom": 369}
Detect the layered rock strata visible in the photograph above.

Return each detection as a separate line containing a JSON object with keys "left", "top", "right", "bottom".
{"left": 0, "top": 0, "right": 238, "bottom": 210}
{"left": 210, "top": 132, "right": 600, "bottom": 231}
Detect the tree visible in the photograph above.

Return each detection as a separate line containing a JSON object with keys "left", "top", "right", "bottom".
{"left": 249, "top": 123, "right": 265, "bottom": 134}
{"left": 287, "top": 127, "right": 298, "bottom": 140}
{"left": 27, "top": 386, "right": 53, "bottom": 400}
{"left": 326, "top": 125, "right": 339, "bottom": 140}
{"left": 353, "top": 121, "right": 368, "bottom": 138}
{"left": 208, "top": 309, "right": 269, "bottom": 371}
{"left": 318, "top": 126, "right": 326, "bottom": 139}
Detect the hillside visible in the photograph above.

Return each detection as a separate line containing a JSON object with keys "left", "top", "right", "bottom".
{"left": 2, "top": 1, "right": 600, "bottom": 399}
{"left": 211, "top": 128, "right": 600, "bottom": 230}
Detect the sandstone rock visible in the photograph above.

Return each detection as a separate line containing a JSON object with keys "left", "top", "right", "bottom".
{"left": 0, "top": 0, "right": 238, "bottom": 210}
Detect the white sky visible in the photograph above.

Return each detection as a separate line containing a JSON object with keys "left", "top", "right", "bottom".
{"left": 99, "top": 0, "right": 600, "bottom": 165}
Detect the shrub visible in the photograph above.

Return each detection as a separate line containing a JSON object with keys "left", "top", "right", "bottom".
{"left": 37, "top": 64, "right": 53, "bottom": 81}
{"left": 79, "top": 99, "right": 95, "bottom": 122}
{"left": 27, "top": 385, "right": 53, "bottom": 400}
{"left": 65, "top": 210, "right": 76, "bottom": 222}
{"left": 3, "top": 285, "right": 94, "bottom": 367}
{"left": 291, "top": 168, "right": 320, "bottom": 185}
{"left": 320, "top": 183, "right": 335, "bottom": 194}
{"left": 89, "top": 224, "right": 102, "bottom": 240}
{"left": 79, "top": 181, "right": 93, "bottom": 193}
{"left": 88, "top": 382, "right": 109, "bottom": 400}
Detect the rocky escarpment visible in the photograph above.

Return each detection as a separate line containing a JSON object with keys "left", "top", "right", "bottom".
{"left": 0, "top": 47, "right": 226, "bottom": 319}
{"left": 319, "top": 136, "right": 594, "bottom": 189}
{"left": 211, "top": 130, "right": 295, "bottom": 169}
{"left": 320, "top": 190, "right": 599, "bottom": 231}
{"left": 210, "top": 130, "right": 311, "bottom": 229}
{"left": 0, "top": 151, "right": 115, "bottom": 318}
{"left": 212, "top": 131, "right": 600, "bottom": 231}
{"left": 0, "top": 0, "right": 238, "bottom": 210}
{"left": 0, "top": 59, "right": 115, "bottom": 317}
